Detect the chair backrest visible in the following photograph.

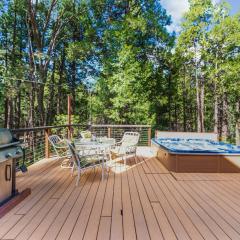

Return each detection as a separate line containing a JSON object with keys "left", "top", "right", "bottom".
{"left": 48, "top": 135, "right": 63, "bottom": 146}
{"left": 121, "top": 132, "right": 140, "bottom": 146}
{"left": 80, "top": 130, "right": 92, "bottom": 139}
{"left": 66, "top": 140, "right": 81, "bottom": 168}
{"left": 48, "top": 135, "right": 69, "bottom": 158}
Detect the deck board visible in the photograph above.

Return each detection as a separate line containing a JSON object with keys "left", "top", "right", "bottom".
{"left": 1, "top": 147, "right": 240, "bottom": 239}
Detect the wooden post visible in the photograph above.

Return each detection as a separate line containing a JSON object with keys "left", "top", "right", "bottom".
{"left": 236, "top": 121, "right": 240, "bottom": 146}
{"left": 45, "top": 128, "right": 51, "bottom": 159}
{"left": 148, "top": 127, "right": 151, "bottom": 146}
{"left": 108, "top": 127, "right": 111, "bottom": 138}
{"left": 67, "top": 95, "right": 72, "bottom": 139}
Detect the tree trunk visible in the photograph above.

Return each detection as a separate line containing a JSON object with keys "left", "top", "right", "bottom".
{"left": 4, "top": 99, "right": 9, "bottom": 128}
{"left": 214, "top": 92, "right": 218, "bottom": 134}
{"left": 236, "top": 101, "right": 240, "bottom": 145}
{"left": 196, "top": 71, "right": 205, "bottom": 132}
{"left": 222, "top": 92, "right": 228, "bottom": 140}
{"left": 183, "top": 65, "right": 187, "bottom": 131}
{"left": 200, "top": 77, "right": 205, "bottom": 132}
{"left": 28, "top": 83, "right": 35, "bottom": 128}
{"left": 168, "top": 73, "right": 172, "bottom": 130}
{"left": 46, "top": 61, "right": 56, "bottom": 124}
{"left": 57, "top": 46, "right": 65, "bottom": 115}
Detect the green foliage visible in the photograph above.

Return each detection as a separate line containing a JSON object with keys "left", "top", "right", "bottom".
{"left": 53, "top": 114, "right": 81, "bottom": 126}
{"left": 0, "top": 0, "right": 239, "bottom": 143}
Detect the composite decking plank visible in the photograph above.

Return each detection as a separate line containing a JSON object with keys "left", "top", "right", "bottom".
{"left": 97, "top": 217, "right": 111, "bottom": 240}
{"left": 27, "top": 175, "right": 76, "bottom": 240}
{"left": 146, "top": 174, "right": 191, "bottom": 240}
{"left": 140, "top": 156, "right": 152, "bottom": 174}
{"left": 101, "top": 171, "right": 115, "bottom": 217}
{"left": 195, "top": 181, "right": 240, "bottom": 215}
{"left": 16, "top": 158, "right": 55, "bottom": 181}
{"left": 110, "top": 170, "right": 123, "bottom": 240}
{"left": 17, "top": 158, "right": 58, "bottom": 185}
{"left": 211, "top": 180, "right": 240, "bottom": 203}
{"left": 177, "top": 180, "right": 236, "bottom": 240}
{"left": 16, "top": 166, "right": 68, "bottom": 215}
{"left": 2, "top": 148, "right": 240, "bottom": 240}
{"left": 2, "top": 170, "right": 70, "bottom": 240}
{"left": 17, "top": 160, "right": 60, "bottom": 193}
{"left": 16, "top": 162, "right": 64, "bottom": 213}
{"left": 150, "top": 157, "right": 169, "bottom": 173}
{"left": 41, "top": 172, "right": 90, "bottom": 240}
{"left": 183, "top": 180, "right": 240, "bottom": 236}
{"left": 151, "top": 202, "right": 177, "bottom": 240}
{"left": 161, "top": 175, "right": 218, "bottom": 240}
{"left": 83, "top": 172, "right": 108, "bottom": 240}
{"left": 154, "top": 174, "right": 204, "bottom": 240}
{"left": 144, "top": 157, "right": 157, "bottom": 174}
{"left": 18, "top": 160, "right": 61, "bottom": 195}
{"left": 187, "top": 181, "right": 240, "bottom": 225}
{"left": 0, "top": 161, "right": 62, "bottom": 226}
{"left": 55, "top": 171, "right": 96, "bottom": 240}
{"left": 127, "top": 163, "right": 151, "bottom": 240}
{"left": 15, "top": 199, "right": 57, "bottom": 240}
{"left": 200, "top": 181, "right": 240, "bottom": 208}
{"left": 0, "top": 214, "right": 23, "bottom": 239}
{"left": 121, "top": 171, "right": 136, "bottom": 240}
{"left": 135, "top": 156, "right": 158, "bottom": 202}
{"left": 216, "top": 179, "right": 240, "bottom": 193}
{"left": 148, "top": 157, "right": 169, "bottom": 174}
{"left": 132, "top": 160, "right": 164, "bottom": 240}
{"left": 69, "top": 171, "right": 101, "bottom": 240}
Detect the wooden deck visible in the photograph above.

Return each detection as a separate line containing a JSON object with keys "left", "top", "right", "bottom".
{"left": 1, "top": 147, "right": 240, "bottom": 239}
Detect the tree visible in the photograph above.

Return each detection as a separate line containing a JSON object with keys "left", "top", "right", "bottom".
{"left": 177, "top": 0, "right": 213, "bottom": 132}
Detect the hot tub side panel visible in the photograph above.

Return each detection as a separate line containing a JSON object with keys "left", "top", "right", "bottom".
{"left": 175, "top": 155, "right": 221, "bottom": 173}
{"left": 152, "top": 142, "right": 176, "bottom": 171}
{"left": 220, "top": 156, "right": 240, "bottom": 173}
{"left": 152, "top": 141, "right": 240, "bottom": 173}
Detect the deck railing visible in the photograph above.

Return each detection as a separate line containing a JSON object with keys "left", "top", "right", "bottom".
{"left": 12, "top": 124, "right": 151, "bottom": 167}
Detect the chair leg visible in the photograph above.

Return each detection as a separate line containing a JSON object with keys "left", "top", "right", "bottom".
{"left": 76, "top": 169, "right": 81, "bottom": 186}
{"left": 124, "top": 155, "right": 126, "bottom": 166}
{"left": 71, "top": 164, "right": 75, "bottom": 176}
{"left": 102, "top": 166, "right": 104, "bottom": 181}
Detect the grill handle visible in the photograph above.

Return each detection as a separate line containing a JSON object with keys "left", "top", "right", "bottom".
{"left": 5, "top": 164, "right": 12, "bottom": 181}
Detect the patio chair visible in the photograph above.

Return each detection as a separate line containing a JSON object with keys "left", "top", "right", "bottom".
{"left": 111, "top": 132, "right": 140, "bottom": 165}
{"left": 48, "top": 135, "right": 72, "bottom": 168}
{"left": 66, "top": 140, "right": 106, "bottom": 186}
{"left": 80, "top": 130, "right": 92, "bottom": 139}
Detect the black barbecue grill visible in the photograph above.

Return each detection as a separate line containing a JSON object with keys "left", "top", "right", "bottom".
{"left": 0, "top": 128, "right": 23, "bottom": 205}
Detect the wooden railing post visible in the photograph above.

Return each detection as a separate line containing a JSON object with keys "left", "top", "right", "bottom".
{"left": 108, "top": 127, "right": 111, "bottom": 138}
{"left": 236, "top": 121, "right": 240, "bottom": 146}
{"left": 148, "top": 127, "right": 151, "bottom": 146}
{"left": 45, "top": 128, "right": 51, "bottom": 159}
{"left": 67, "top": 125, "right": 72, "bottom": 139}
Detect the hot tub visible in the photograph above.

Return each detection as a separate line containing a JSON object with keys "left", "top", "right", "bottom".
{"left": 152, "top": 132, "right": 240, "bottom": 173}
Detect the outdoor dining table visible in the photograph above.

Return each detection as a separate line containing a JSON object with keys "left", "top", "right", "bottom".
{"left": 73, "top": 137, "right": 116, "bottom": 169}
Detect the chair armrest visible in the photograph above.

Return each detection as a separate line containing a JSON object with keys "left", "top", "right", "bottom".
{"left": 53, "top": 139, "right": 68, "bottom": 149}
{"left": 122, "top": 144, "right": 137, "bottom": 153}
{"left": 81, "top": 153, "right": 105, "bottom": 158}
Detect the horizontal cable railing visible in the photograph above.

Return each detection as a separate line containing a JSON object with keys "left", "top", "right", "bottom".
{"left": 12, "top": 124, "right": 152, "bottom": 167}
{"left": 90, "top": 125, "right": 151, "bottom": 146}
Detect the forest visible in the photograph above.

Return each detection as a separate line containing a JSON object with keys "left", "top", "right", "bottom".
{"left": 0, "top": 0, "right": 239, "bottom": 142}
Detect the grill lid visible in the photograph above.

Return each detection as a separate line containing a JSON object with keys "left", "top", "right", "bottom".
{"left": 0, "top": 146, "right": 23, "bottom": 163}
{"left": 0, "top": 128, "right": 13, "bottom": 145}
